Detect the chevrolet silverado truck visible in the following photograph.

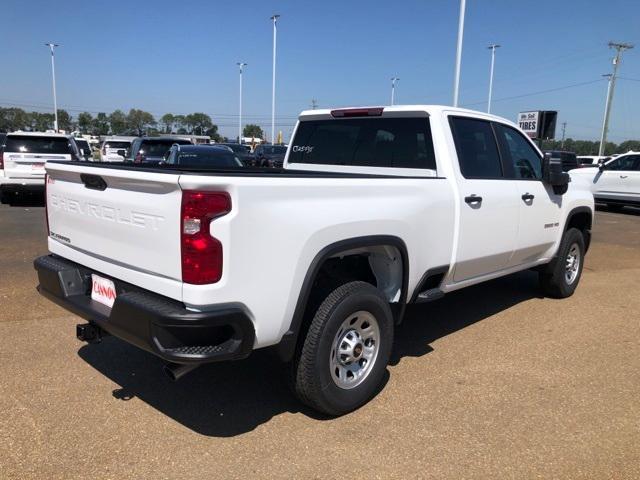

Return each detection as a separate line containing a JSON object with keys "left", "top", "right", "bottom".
{"left": 34, "top": 106, "right": 594, "bottom": 415}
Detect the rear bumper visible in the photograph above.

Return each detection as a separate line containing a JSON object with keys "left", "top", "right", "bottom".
{"left": 0, "top": 177, "right": 44, "bottom": 188}
{"left": 34, "top": 255, "right": 255, "bottom": 364}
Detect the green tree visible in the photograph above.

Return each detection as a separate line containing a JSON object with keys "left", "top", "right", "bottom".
{"left": 243, "top": 124, "right": 264, "bottom": 139}
{"left": 77, "top": 112, "right": 93, "bottom": 133}
{"left": 28, "top": 112, "right": 54, "bottom": 131}
{"left": 92, "top": 112, "right": 110, "bottom": 135}
{"left": 616, "top": 140, "right": 640, "bottom": 154}
{"left": 127, "top": 109, "right": 156, "bottom": 135}
{"left": 173, "top": 115, "right": 185, "bottom": 133}
{"left": 0, "top": 107, "right": 29, "bottom": 131}
{"left": 109, "top": 110, "right": 128, "bottom": 134}
{"left": 184, "top": 112, "right": 212, "bottom": 135}
{"left": 57, "top": 109, "right": 72, "bottom": 132}
{"left": 206, "top": 125, "right": 222, "bottom": 143}
{"left": 160, "top": 113, "right": 175, "bottom": 134}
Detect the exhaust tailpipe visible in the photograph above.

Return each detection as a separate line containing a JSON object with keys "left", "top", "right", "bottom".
{"left": 163, "top": 362, "right": 200, "bottom": 381}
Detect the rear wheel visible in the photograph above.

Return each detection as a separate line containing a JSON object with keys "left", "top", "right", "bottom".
{"left": 290, "top": 281, "right": 393, "bottom": 416}
{"left": 539, "top": 227, "right": 585, "bottom": 298}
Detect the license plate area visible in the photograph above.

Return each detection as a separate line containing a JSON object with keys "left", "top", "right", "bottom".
{"left": 91, "top": 274, "right": 117, "bottom": 309}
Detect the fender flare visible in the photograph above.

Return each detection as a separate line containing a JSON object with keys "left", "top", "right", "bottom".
{"left": 563, "top": 206, "right": 593, "bottom": 253}
{"left": 276, "top": 235, "right": 409, "bottom": 362}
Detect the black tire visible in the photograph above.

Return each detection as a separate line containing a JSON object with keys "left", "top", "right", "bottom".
{"left": 539, "top": 227, "right": 585, "bottom": 298}
{"left": 290, "top": 281, "right": 394, "bottom": 416}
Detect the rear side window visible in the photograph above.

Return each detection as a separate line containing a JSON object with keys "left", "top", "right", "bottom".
{"left": 4, "top": 136, "right": 73, "bottom": 154}
{"left": 288, "top": 117, "right": 436, "bottom": 170}
{"left": 449, "top": 117, "right": 502, "bottom": 179}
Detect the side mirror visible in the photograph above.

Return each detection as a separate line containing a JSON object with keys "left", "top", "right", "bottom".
{"left": 116, "top": 149, "right": 126, "bottom": 157}
{"left": 542, "top": 152, "right": 571, "bottom": 195}
{"left": 598, "top": 162, "right": 606, "bottom": 171}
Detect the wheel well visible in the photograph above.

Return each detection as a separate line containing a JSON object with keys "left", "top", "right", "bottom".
{"left": 566, "top": 209, "right": 592, "bottom": 251}
{"left": 313, "top": 245, "right": 404, "bottom": 304}
{"left": 277, "top": 238, "right": 408, "bottom": 362}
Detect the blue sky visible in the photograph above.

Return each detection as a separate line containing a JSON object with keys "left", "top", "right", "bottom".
{"left": 1, "top": 0, "right": 639, "bottom": 142}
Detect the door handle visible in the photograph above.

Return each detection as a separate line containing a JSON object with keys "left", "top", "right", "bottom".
{"left": 464, "top": 195, "right": 483, "bottom": 205}
{"left": 620, "top": 175, "right": 628, "bottom": 179}
{"left": 521, "top": 193, "right": 535, "bottom": 202}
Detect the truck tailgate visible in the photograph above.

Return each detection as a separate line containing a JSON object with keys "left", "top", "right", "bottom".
{"left": 46, "top": 163, "right": 183, "bottom": 291}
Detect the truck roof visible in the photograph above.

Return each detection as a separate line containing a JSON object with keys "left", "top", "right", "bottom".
{"left": 298, "top": 105, "right": 519, "bottom": 128}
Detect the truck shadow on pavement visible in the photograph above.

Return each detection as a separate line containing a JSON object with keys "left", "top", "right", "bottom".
{"left": 78, "top": 269, "right": 542, "bottom": 437}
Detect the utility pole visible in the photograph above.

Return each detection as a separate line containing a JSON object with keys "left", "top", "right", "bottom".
{"left": 311, "top": 99, "right": 318, "bottom": 110}
{"left": 270, "top": 14, "right": 280, "bottom": 144}
{"left": 45, "top": 43, "right": 60, "bottom": 132}
{"left": 390, "top": 77, "right": 400, "bottom": 105}
{"left": 561, "top": 122, "right": 567, "bottom": 149}
{"left": 599, "top": 41, "right": 634, "bottom": 156}
{"left": 452, "top": 0, "right": 466, "bottom": 107}
{"left": 487, "top": 44, "right": 500, "bottom": 113}
{"left": 237, "top": 62, "right": 247, "bottom": 143}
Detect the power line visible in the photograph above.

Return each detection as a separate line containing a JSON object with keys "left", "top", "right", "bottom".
{"left": 462, "top": 78, "right": 606, "bottom": 107}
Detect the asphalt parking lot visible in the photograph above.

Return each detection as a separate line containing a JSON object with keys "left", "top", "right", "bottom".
{"left": 1, "top": 198, "right": 639, "bottom": 479}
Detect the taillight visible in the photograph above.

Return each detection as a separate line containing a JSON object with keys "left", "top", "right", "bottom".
{"left": 134, "top": 152, "right": 143, "bottom": 163}
{"left": 330, "top": 107, "right": 384, "bottom": 118}
{"left": 45, "top": 174, "right": 52, "bottom": 234}
{"left": 0, "top": 151, "right": 4, "bottom": 169}
{"left": 181, "top": 191, "right": 231, "bottom": 285}
{"left": 102, "top": 146, "right": 106, "bottom": 155}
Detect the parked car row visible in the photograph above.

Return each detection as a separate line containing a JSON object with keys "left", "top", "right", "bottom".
{"left": 0, "top": 129, "right": 290, "bottom": 203}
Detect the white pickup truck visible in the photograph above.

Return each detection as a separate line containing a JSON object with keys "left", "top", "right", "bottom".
{"left": 35, "top": 105, "right": 594, "bottom": 415}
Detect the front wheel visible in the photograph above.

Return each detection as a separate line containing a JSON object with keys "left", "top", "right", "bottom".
{"left": 539, "top": 227, "right": 585, "bottom": 298}
{"left": 290, "top": 281, "right": 394, "bottom": 416}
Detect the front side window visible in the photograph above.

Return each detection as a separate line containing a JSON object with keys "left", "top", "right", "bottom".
{"left": 607, "top": 155, "right": 639, "bottom": 171}
{"left": 288, "top": 117, "right": 436, "bottom": 170}
{"left": 495, "top": 124, "right": 542, "bottom": 179}
{"left": 449, "top": 117, "right": 502, "bottom": 178}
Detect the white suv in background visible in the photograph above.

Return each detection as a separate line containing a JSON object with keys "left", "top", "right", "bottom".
{"left": 571, "top": 151, "right": 640, "bottom": 209}
{"left": 0, "top": 131, "right": 80, "bottom": 204}
{"left": 99, "top": 136, "right": 136, "bottom": 162}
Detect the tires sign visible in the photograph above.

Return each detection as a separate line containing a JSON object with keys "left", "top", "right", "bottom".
{"left": 518, "top": 111, "right": 539, "bottom": 139}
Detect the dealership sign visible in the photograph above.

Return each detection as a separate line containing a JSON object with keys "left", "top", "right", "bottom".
{"left": 518, "top": 111, "right": 539, "bottom": 138}
{"left": 517, "top": 111, "right": 557, "bottom": 140}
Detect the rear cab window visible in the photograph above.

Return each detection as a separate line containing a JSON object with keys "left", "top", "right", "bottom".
{"left": 288, "top": 116, "right": 437, "bottom": 174}
{"left": 4, "top": 135, "right": 73, "bottom": 155}
{"left": 449, "top": 117, "right": 503, "bottom": 179}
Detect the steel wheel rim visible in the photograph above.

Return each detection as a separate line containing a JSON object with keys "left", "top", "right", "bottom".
{"left": 329, "top": 310, "right": 380, "bottom": 390}
{"left": 565, "top": 243, "right": 581, "bottom": 285}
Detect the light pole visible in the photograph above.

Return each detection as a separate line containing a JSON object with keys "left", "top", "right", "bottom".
{"left": 452, "top": 0, "right": 466, "bottom": 107}
{"left": 487, "top": 44, "right": 500, "bottom": 113}
{"left": 45, "top": 43, "right": 60, "bottom": 132}
{"left": 390, "top": 77, "right": 399, "bottom": 105}
{"left": 237, "top": 62, "right": 247, "bottom": 143}
{"left": 598, "top": 42, "right": 634, "bottom": 156}
{"left": 270, "top": 14, "right": 280, "bottom": 144}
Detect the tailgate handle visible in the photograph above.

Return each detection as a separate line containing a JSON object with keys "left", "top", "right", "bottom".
{"left": 80, "top": 174, "right": 107, "bottom": 191}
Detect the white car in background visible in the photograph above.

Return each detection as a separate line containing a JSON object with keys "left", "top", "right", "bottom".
{"left": 571, "top": 151, "right": 640, "bottom": 209}
{"left": 577, "top": 155, "right": 609, "bottom": 167}
{"left": 0, "top": 131, "right": 80, "bottom": 204}
{"left": 100, "top": 136, "right": 136, "bottom": 162}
